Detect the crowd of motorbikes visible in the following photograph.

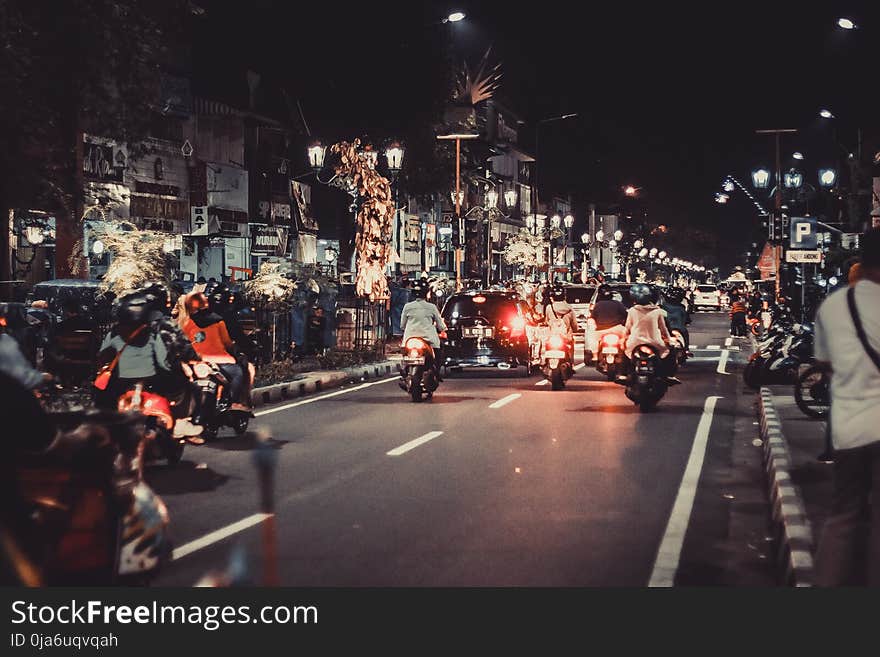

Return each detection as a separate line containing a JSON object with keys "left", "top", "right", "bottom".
{"left": 0, "top": 280, "right": 260, "bottom": 586}
{"left": 398, "top": 282, "right": 690, "bottom": 413}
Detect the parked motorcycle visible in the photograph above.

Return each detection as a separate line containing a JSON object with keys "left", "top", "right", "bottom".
{"left": 398, "top": 336, "right": 440, "bottom": 402}
{"left": 670, "top": 329, "right": 689, "bottom": 367}
{"left": 188, "top": 360, "right": 255, "bottom": 439}
{"left": 624, "top": 344, "right": 669, "bottom": 412}
{"left": 794, "top": 363, "right": 830, "bottom": 419}
{"left": 743, "top": 320, "right": 813, "bottom": 390}
{"left": 117, "top": 383, "right": 185, "bottom": 465}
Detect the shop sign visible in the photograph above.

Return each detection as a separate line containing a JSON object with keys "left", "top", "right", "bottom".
{"left": 252, "top": 225, "right": 289, "bottom": 256}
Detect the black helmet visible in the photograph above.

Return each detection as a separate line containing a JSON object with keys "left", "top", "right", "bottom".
{"left": 630, "top": 283, "right": 653, "bottom": 306}
{"left": 597, "top": 284, "right": 613, "bottom": 301}
{"left": 140, "top": 282, "right": 171, "bottom": 315}
{"left": 114, "top": 289, "right": 153, "bottom": 325}
{"left": 207, "top": 282, "right": 230, "bottom": 313}
{"left": 551, "top": 285, "right": 565, "bottom": 301}
{"left": 664, "top": 287, "right": 685, "bottom": 303}
{"left": 410, "top": 280, "right": 428, "bottom": 299}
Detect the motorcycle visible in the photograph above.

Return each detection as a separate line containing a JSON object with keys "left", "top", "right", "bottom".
{"left": 624, "top": 344, "right": 669, "bottom": 412}
{"left": 540, "top": 330, "right": 574, "bottom": 390}
{"left": 743, "top": 321, "right": 813, "bottom": 390}
{"left": 398, "top": 336, "right": 440, "bottom": 402}
{"left": 670, "top": 329, "right": 689, "bottom": 366}
{"left": 116, "top": 383, "right": 185, "bottom": 466}
{"left": 595, "top": 332, "right": 626, "bottom": 381}
{"left": 187, "top": 360, "right": 255, "bottom": 439}
{"left": 13, "top": 409, "right": 170, "bottom": 585}
{"left": 794, "top": 362, "right": 830, "bottom": 419}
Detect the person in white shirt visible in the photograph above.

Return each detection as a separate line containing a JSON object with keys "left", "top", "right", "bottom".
{"left": 401, "top": 280, "right": 447, "bottom": 376}
{"left": 624, "top": 284, "right": 681, "bottom": 384}
{"left": 813, "top": 227, "right": 880, "bottom": 586}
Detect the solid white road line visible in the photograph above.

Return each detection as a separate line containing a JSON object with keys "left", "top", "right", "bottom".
{"left": 535, "top": 379, "right": 549, "bottom": 386}
{"left": 254, "top": 376, "right": 399, "bottom": 417}
{"left": 387, "top": 431, "right": 444, "bottom": 456}
{"left": 172, "top": 513, "right": 272, "bottom": 561}
{"left": 717, "top": 349, "right": 730, "bottom": 375}
{"left": 706, "top": 344, "right": 721, "bottom": 350}
{"left": 687, "top": 356, "right": 721, "bottom": 362}
{"left": 724, "top": 337, "right": 733, "bottom": 347}
{"left": 648, "top": 395, "right": 722, "bottom": 587}
{"left": 489, "top": 393, "right": 522, "bottom": 409}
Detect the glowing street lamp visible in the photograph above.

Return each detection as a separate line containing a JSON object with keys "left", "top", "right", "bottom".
{"left": 613, "top": 229, "right": 623, "bottom": 241}
{"left": 638, "top": 248, "right": 649, "bottom": 258}
{"left": 715, "top": 192, "right": 730, "bottom": 204}
{"left": 445, "top": 11, "right": 466, "bottom": 23}
{"left": 819, "top": 108, "right": 834, "bottom": 119}
{"left": 551, "top": 214, "right": 562, "bottom": 228}
{"left": 722, "top": 180, "right": 735, "bottom": 192}
{"left": 658, "top": 251, "right": 667, "bottom": 259}
{"left": 783, "top": 169, "right": 804, "bottom": 189}
{"left": 595, "top": 229, "right": 605, "bottom": 242}
{"left": 504, "top": 189, "right": 518, "bottom": 209}
{"left": 385, "top": 142, "right": 405, "bottom": 172}
{"left": 485, "top": 189, "right": 499, "bottom": 209}
{"left": 752, "top": 168, "right": 771, "bottom": 189}
{"left": 633, "top": 239, "right": 644, "bottom": 249}
{"left": 307, "top": 142, "right": 326, "bottom": 171}
{"left": 563, "top": 214, "right": 574, "bottom": 229}
{"left": 581, "top": 232, "right": 591, "bottom": 244}
{"left": 649, "top": 248, "right": 658, "bottom": 257}
{"left": 450, "top": 190, "right": 465, "bottom": 206}
{"left": 608, "top": 240, "right": 617, "bottom": 249}
{"left": 818, "top": 168, "right": 837, "bottom": 188}
{"left": 837, "top": 17, "right": 857, "bottom": 30}
{"left": 91, "top": 239, "right": 105, "bottom": 256}
{"left": 623, "top": 185, "right": 638, "bottom": 197}
{"left": 792, "top": 151, "right": 805, "bottom": 161}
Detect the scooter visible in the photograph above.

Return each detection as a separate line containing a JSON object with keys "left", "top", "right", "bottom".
{"left": 540, "top": 330, "right": 574, "bottom": 390}
{"left": 624, "top": 344, "right": 669, "bottom": 412}
{"left": 117, "top": 383, "right": 185, "bottom": 466}
{"left": 398, "top": 337, "right": 440, "bottom": 402}
{"left": 187, "top": 360, "right": 255, "bottom": 439}
{"left": 595, "top": 332, "right": 626, "bottom": 381}
{"left": 670, "top": 329, "right": 689, "bottom": 366}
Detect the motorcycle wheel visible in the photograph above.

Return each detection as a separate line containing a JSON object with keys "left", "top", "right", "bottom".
{"left": 166, "top": 440, "right": 185, "bottom": 466}
{"left": 201, "top": 425, "right": 218, "bottom": 441}
{"left": 232, "top": 415, "right": 249, "bottom": 436}
{"left": 638, "top": 398, "right": 658, "bottom": 413}
{"left": 410, "top": 366, "right": 424, "bottom": 402}
{"left": 794, "top": 366, "right": 830, "bottom": 420}
{"left": 550, "top": 368, "right": 564, "bottom": 390}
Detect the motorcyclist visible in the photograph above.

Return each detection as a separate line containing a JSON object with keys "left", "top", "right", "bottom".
{"left": 660, "top": 287, "right": 692, "bottom": 354}
{"left": 400, "top": 280, "right": 447, "bottom": 378}
{"left": 543, "top": 285, "right": 578, "bottom": 364}
{"left": 180, "top": 291, "right": 247, "bottom": 410}
{"left": 206, "top": 283, "right": 254, "bottom": 406}
{"left": 624, "top": 283, "right": 681, "bottom": 385}
{"left": 589, "top": 283, "right": 629, "bottom": 361}
{"left": 94, "top": 288, "right": 176, "bottom": 410}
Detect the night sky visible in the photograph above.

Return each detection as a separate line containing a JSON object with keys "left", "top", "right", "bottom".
{"left": 195, "top": 0, "right": 877, "bottom": 271}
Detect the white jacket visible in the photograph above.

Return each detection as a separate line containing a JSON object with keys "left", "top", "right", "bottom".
{"left": 624, "top": 304, "right": 670, "bottom": 359}
{"left": 401, "top": 299, "right": 447, "bottom": 348}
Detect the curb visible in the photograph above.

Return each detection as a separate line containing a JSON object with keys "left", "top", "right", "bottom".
{"left": 249, "top": 359, "right": 399, "bottom": 407}
{"left": 757, "top": 386, "right": 815, "bottom": 587}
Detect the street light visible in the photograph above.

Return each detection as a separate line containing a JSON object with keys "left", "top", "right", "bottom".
{"left": 633, "top": 239, "right": 644, "bottom": 250}
{"left": 385, "top": 142, "right": 405, "bottom": 172}
{"left": 837, "top": 17, "right": 857, "bottom": 30}
{"left": 783, "top": 169, "right": 804, "bottom": 189}
{"left": 792, "top": 152, "right": 805, "bottom": 161}
{"left": 819, "top": 168, "right": 837, "bottom": 187}
{"left": 595, "top": 229, "right": 604, "bottom": 242}
{"left": 307, "top": 142, "right": 326, "bottom": 170}
{"left": 649, "top": 248, "right": 658, "bottom": 257}
{"left": 722, "top": 180, "right": 735, "bottom": 192}
{"left": 658, "top": 251, "right": 667, "bottom": 259}
{"left": 551, "top": 214, "right": 562, "bottom": 228}
{"left": 563, "top": 214, "right": 574, "bottom": 229}
{"left": 819, "top": 108, "right": 835, "bottom": 119}
{"left": 450, "top": 190, "right": 465, "bottom": 206}
{"left": 581, "top": 232, "right": 590, "bottom": 244}
{"left": 485, "top": 189, "right": 499, "bottom": 209}
{"left": 613, "top": 229, "right": 623, "bottom": 242}
{"left": 444, "top": 11, "right": 466, "bottom": 22}
{"left": 504, "top": 189, "right": 517, "bottom": 209}
{"left": 639, "top": 248, "right": 649, "bottom": 258}
{"left": 752, "top": 168, "right": 771, "bottom": 189}
{"left": 715, "top": 192, "right": 730, "bottom": 204}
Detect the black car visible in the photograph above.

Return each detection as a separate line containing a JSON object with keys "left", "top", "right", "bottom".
{"left": 440, "top": 290, "right": 535, "bottom": 375}
{"left": 27, "top": 279, "right": 111, "bottom": 323}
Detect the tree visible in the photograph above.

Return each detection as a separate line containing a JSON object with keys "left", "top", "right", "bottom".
{"left": 0, "top": 0, "right": 190, "bottom": 287}
{"left": 503, "top": 229, "right": 548, "bottom": 279}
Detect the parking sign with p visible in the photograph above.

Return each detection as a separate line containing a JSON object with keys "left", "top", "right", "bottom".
{"left": 790, "top": 217, "right": 817, "bottom": 249}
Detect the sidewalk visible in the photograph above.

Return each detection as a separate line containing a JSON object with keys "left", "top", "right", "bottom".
{"left": 249, "top": 356, "right": 400, "bottom": 407}
{"left": 757, "top": 384, "right": 832, "bottom": 586}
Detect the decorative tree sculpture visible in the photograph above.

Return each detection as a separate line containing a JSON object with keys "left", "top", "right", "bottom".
{"left": 328, "top": 139, "right": 395, "bottom": 302}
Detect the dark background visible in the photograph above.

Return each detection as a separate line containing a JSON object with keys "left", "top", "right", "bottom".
{"left": 193, "top": 0, "right": 877, "bottom": 271}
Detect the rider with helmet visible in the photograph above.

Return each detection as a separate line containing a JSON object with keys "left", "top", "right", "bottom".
{"left": 587, "top": 284, "right": 629, "bottom": 362}
{"left": 401, "top": 280, "right": 447, "bottom": 377}
{"left": 543, "top": 284, "right": 578, "bottom": 363}
{"left": 660, "top": 287, "right": 692, "bottom": 353}
{"left": 180, "top": 291, "right": 247, "bottom": 409}
{"left": 624, "top": 283, "right": 681, "bottom": 385}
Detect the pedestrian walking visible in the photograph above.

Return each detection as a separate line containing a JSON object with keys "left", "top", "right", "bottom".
{"left": 813, "top": 227, "right": 880, "bottom": 586}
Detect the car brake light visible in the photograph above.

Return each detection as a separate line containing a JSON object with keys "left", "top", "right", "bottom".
{"left": 472, "top": 295, "right": 486, "bottom": 304}
{"left": 548, "top": 335, "right": 564, "bottom": 349}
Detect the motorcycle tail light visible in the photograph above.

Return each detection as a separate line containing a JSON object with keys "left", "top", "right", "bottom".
{"left": 548, "top": 335, "right": 564, "bottom": 349}
{"left": 408, "top": 349, "right": 421, "bottom": 358}
{"left": 193, "top": 362, "right": 213, "bottom": 378}
{"left": 602, "top": 334, "right": 620, "bottom": 347}
{"left": 405, "top": 337, "right": 426, "bottom": 350}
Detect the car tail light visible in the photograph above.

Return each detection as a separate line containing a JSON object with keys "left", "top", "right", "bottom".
{"left": 405, "top": 337, "right": 426, "bottom": 350}
{"left": 548, "top": 335, "right": 564, "bottom": 349}
{"left": 472, "top": 295, "right": 486, "bottom": 304}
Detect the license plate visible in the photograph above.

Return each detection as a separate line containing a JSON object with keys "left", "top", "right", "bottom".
{"left": 463, "top": 327, "right": 493, "bottom": 338}
{"left": 477, "top": 356, "right": 490, "bottom": 364}
{"left": 404, "top": 357, "right": 425, "bottom": 365}
{"left": 602, "top": 347, "right": 618, "bottom": 354}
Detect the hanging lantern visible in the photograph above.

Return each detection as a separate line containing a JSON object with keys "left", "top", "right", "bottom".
{"left": 24, "top": 226, "right": 45, "bottom": 245}
{"left": 307, "top": 142, "right": 326, "bottom": 170}
{"left": 485, "top": 189, "right": 499, "bottom": 209}
{"left": 504, "top": 189, "right": 518, "bottom": 209}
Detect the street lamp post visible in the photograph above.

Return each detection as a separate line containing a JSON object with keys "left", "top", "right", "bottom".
{"left": 385, "top": 142, "right": 405, "bottom": 274}
{"left": 437, "top": 133, "right": 480, "bottom": 291}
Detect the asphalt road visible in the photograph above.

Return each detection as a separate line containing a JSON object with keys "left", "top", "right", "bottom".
{"left": 152, "top": 312, "right": 776, "bottom": 586}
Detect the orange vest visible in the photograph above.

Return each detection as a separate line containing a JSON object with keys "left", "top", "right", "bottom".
{"left": 182, "top": 317, "right": 235, "bottom": 364}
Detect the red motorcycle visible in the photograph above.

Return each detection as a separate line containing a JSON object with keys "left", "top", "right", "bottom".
{"left": 117, "top": 384, "right": 186, "bottom": 466}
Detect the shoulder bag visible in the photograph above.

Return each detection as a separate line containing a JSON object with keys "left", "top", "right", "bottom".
{"left": 93, "top": 325, "right": 147, "bottom": 391}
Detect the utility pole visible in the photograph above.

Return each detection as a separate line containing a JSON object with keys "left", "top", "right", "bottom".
{"left": 756, "top": 128, "right": 797, "bottom": 301}
{"left": 437, "top": 133, "right": 479, "bottom": 292}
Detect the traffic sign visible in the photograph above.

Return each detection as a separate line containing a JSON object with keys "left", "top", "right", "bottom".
{"left": 786, "top": 250, "right": 822, "bottom": 263}
{"left": 789, "top": 216, "right": 818, "bottom": 249}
